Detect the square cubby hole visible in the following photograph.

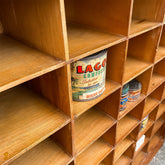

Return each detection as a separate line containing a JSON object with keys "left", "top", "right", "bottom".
{"left": 148, "top": 59, "right": 165, "bottom": 94}
{"left": 130, "top": 0, "right": 165, "bottom": 37}
{"left": 124, "top": 27, "right": 161, "bottom": 84}
{"left": 119, "top": 68, "right": 152, "bottom": 120}
{"left": 64, "top": 0, "right": 132, "bottom": 60}
{"left": 71, "top": 41, "right": 127, "bottom": 118}
{"left": 4, "top": 123, "right": 73, "bottom": 165}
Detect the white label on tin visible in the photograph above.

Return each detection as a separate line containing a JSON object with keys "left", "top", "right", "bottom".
{"left": 135, "top": 135, "right": 145, "bottom": 151}
{"left": 79, "top": 86, "right": 105, "bottom": 100}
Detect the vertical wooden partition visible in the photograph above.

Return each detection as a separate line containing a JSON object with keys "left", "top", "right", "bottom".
{"left": 0, "top": 0, "right": 165, "bottom": 165}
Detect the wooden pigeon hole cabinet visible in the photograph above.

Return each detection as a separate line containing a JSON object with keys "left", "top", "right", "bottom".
{"left": 0, "top": 0, "right": 165, "bottom": 165}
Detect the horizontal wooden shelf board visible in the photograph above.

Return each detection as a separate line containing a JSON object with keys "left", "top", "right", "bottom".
{"left": 73, "top": 79, "right": 121, "bottom": 118}
{"left": 155, "top": 46, "right": 165, "bottom": 64}
{"left": 116, "top": 115, "right": 139, "bottom": 143}
{"left": 143, "top": 97, "right": 160, "bottom": 118}
{"left": 135, "top": 137, "right": 149, "bottom": 157}
{"left": 148, "top": 135, "right": 163, "bottom": 152}
{"left": 148, "top": 73, "right": 165, "bottom": 95}
{"left": 138, "top": 119, "right": 154, "bottom": 139}
{"left": 74, "top": 108, "right": 115, "bottom": 154}
{"left": 67, "top": 23, "right": 126, "bottom": 61}
{"left": 114, "top": 138, "right": 133, "bottom": 162}
{"left": 132, "top": 151, "right": 146, "bottom": 165}
{"left": 76, "top": 138, "right": 113, "bottom": 165}
{"left": 10, "top": 138, "right": 72, "bottom": 165}
{"left": 114, "top": 155, "right": 131, "bottom": 165}
{"left": 0, "top": 86, "right": 70, "bottom": 164}
{"left": 130, "top": 19, "right": 161, "bottom": 38}
{"left": 0, "top": 35, "right": 65, "bottom": 93}
{"left": 123, "top": 57, "right": 152, "bottom": 84}
{"left": 119, "top": 94, "right": 145, "bottom": 120}
{"left": 156, "top": 103, "right": 165, "bottom": 120}
{"left": 152, "top": 119, "right": 164, "bottom": 137}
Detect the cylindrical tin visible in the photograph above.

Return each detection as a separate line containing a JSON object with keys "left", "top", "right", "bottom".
{"left": 140, "top": 115, "right": 149, "bottom": 132}
{"left": 71, "top": 50, "right": 107, "bottom": 101}
{"left": 128, "top": 80, "right": 142, "bottom": 102}
{"left": 120, "top": 84, "right": 129, "bottom": 111}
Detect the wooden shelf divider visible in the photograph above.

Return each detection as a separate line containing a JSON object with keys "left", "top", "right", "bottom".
{"left": 74, "top": 108, "right": 115, "bottom": 154}
{"left": 114, "top": 138, "right": 133, "bottom": 162}
{"left": 116, "top": 115, "right": 139, "bottom": 143}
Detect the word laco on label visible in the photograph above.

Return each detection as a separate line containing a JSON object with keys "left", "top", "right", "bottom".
{"left": 76, "top": 58, "right": 106, "bottom": 74}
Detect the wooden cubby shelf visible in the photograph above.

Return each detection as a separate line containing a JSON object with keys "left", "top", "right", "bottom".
{"left": 162, "top": 86, "right": 165, "bottom": 100}
{"left": 67, "top": 23, "right": 125, "bottom": 61}
{"left": 114, "top": 138, "right": 133, "bottom": 162}
{"left": 123, "top": 57, "right": 151, "bottom": 84}
{"left": 74, "top": 108, "right": 115, "bottom": 154}
{"left": 134, "top": 136, "right": 149, "bottom": 157}
{"left": 156, "top": 25, "right": 165, "bottom": 63}
{"left": 155, "top": 46, "right": 165, "bottom": 63}
{"left": 138, "top": 119, "right": 154, "bottom": 139}
{"left": 73, "top": 80, "right": 120, "bottom": 117}
{"left": 148, "top": 73, "right": 165, "bottom": 94}
{"left": 76, "top": 138, "right": 113, "bottom": 165}
{"left": 0, "top": 86, "right": 70, "bottom": 164}
{"left": 119, "top": 94, "right": 145, "bottom": 120}
{"left": 130, "top": 19, "right": 160, "bottom": 38}
{"left": 148, "top": 134, "right": 163, "bottom": 153}
{"left": 156, "top": 103, "right": 165, "bottom": 120}
{"left": 151, "top": 119, "right": 164, "bottom": 137}
{"left": 0, "top": 35, "right": 65, "bottom": 93}
{"left": 116, "top": 115, "right": 139, "bottom": 143}
{"left": 130, "top": 0, "right": 164, "bottom": 37}
{"left": 142, "top": 97, "right": 160, "bottom": 118}
{"left": 132, "top": 151, "right": 146, "bottom": 165}
{"left": 10, "top": 138, "right": 73, "bottom": 165}
{"left": 0, "top": 0, "right": 165, "bottom": 164}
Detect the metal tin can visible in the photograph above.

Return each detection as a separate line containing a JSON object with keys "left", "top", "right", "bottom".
{"left": 140, "top": 115, "right": 149, "bottom": 132}
{"left": 120, "top": 84, "right": 129, "bottom": 111}
{"left": 71, "top": 50, "right": 107, "bottom": 101}
{"left": 128, "top": 80, "right": 142, "bottom": 102}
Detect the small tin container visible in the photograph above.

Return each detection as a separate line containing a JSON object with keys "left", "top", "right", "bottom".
{"left": 140, "top": 115, "right": 149, "bottom": 132}
{"left": 71, "top": 50, "right": 107, "bottom": 101}
{"left": 120, "top": 84, "right": 129, "bottom": 111}
{"left": 128, "top": 80, "right": 142, "bottom": 102}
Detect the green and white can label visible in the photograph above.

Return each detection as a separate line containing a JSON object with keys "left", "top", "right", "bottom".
{"left": 71, "top": 50, "right": 107, "bottom": 101}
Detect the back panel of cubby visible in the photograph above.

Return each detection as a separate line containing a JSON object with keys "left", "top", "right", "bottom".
{"left": 132, "top": 0, "right": 165, "bottom": 22}
{"left": 0, "top": 0, "right": 68, "bottom": 60}
{"left": 64, "top": 0, "right": 132, "bottom": 35}
{"left": 26, "top": 65, "right": 72, "bottom": 117}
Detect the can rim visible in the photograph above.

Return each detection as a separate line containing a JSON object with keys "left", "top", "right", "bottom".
{"left": 79, "top": 49, "right": 107, "bottom": 61}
